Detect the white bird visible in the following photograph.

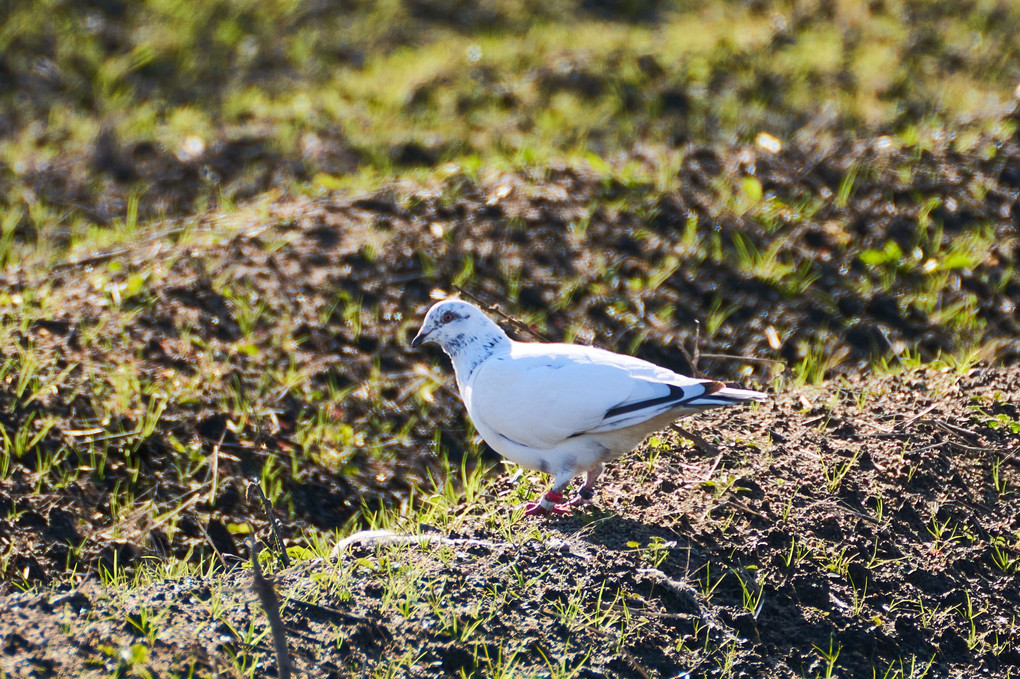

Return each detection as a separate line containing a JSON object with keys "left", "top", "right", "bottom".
{"left": 412, "top": 299, "right": 767, "bottom": 516}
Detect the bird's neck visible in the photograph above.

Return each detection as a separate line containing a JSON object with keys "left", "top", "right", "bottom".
{"left": 445, "top": 326, "right": 511, "bottom": 385}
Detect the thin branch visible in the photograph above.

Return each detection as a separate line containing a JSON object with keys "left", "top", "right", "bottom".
{"left": 926, "top": 419, "right": 983, "bottom": 446}
{"left": 196, "top": 522, "right": 230, "bottom": 572}
{"left": 249, "top": 537, "right": 293, "bottom": 679}
{"left": 693, "top": 320, "right": 701, "bottom": 373}
{"left": 835, "top": 500, "right": 881, "bottom": 525}
{"left": 247, "top": 479, "right": 291, "bottom": 568}
{"left": 711, "top": 499, "right": 768, "bottom": 520}
{"left": 637, "top": 567, "right": 735, "bottom": 641}
{"left": 284, "top": 597, "right": 389, "bottom": 639}
{"left": 699, "top": 353, "right": 787, "bottom": 367}
{"left": 50, "top": 225, "right": 188, "bottom": 271}
{"left": 676, "top": 319, "right": 702, "bottom": 378}
{"left": 451, "top": 285, "right": 552, "bottom": 342}
{"left": 207, "top": 425, "right": 227, "bottom": 507}
{"left": 331, "top": 529, "right": 510, "bottom": 559}
{"left": 671, "top": 423, "right": 721, "bottom": 457}
{"left": 896, "top": 403, "right": 939, "bottom": 431}
{"left": 700, "top": 453, "right": 726, "bottom": 486}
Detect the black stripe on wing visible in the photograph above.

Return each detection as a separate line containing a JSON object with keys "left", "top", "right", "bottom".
{"left": 693, "top": 393, "right": 760, "bottom": 406}
{"left": 566, "top": 381, "right": 726, "bottom": 439}
{"left": 605, "top": 381, "right": 723, "bottom": 419}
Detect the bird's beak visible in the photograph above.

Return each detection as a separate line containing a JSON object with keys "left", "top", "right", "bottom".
{"left": 411, "top": 329, "right": 429, "bottom": 348}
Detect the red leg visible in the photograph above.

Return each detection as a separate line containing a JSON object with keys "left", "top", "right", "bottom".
{"left": 566, "top": 485, "right": 595, "bottom": 507}
{"left": 567, "top": 465, "right": 602, "bottom": 507}
{"left": 523, "top": 490, "right": 572, "bottom": 516}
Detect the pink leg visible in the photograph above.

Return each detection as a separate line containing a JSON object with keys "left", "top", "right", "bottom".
{"left": 567, "top": 465, "right": 602, "bottom": 507}
{"left": 522, "top": 472, "right": 575, "bottom": 517}
{"left": 523, "top": 490, "right": 572, "bottom": 516}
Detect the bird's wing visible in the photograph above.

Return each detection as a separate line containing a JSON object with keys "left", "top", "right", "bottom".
{"left": 467, "top": 343, "right": 718, "bottom": 449}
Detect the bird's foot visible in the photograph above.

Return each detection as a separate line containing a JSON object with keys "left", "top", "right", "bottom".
{"left": 566, "top": 486, "right": 596, "bottom": 508}
{"left": 523, "top": 491, "right": 571, "bottom": 516}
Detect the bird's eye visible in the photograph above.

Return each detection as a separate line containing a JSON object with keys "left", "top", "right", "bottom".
{"left": 441, "top": 311, "right": 455, "bottom": 324}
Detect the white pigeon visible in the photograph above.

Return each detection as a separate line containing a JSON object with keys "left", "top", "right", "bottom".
{"left": 412, "top": 299, "right": 767, "bottom": 516}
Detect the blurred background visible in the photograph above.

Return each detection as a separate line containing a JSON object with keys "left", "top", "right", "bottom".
{"left": 2, "top": 0, "right": 1018, "bottom": 237}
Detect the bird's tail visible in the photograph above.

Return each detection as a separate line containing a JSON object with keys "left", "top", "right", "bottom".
{"left": 688, "top": 381, "right": 768, "bottom": 407}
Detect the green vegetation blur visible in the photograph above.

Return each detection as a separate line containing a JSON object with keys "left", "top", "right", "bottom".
{"left": 3, "top": 0, "right": 1018, "bottom": 207}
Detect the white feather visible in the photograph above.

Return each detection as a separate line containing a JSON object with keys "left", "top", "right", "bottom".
{"left": 413, "top": 299, "right": 766, "bottom": 495}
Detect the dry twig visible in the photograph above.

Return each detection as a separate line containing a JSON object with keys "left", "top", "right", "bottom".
{"left": 249, "top": 537, "right": 293, "bottom": 679}
{"left": 451, "top": 285, "right": 552, "bottom": 342}
{"left": 671, "top": 423, "right": 721, "bottom": 457}
{"left": 247, "top": 479, "right": 291, "bottom": 568}
{"left": 699, "top": 353, "right": 787, "bottom": 368}
{"left": 196, "top": 522, "right": 230, "bottom": 571}
{"left": 676, "top": 319, "right": 702, "bottom": 377}
{"left": 331, "top": 529, "right": 508, "bottom": 559}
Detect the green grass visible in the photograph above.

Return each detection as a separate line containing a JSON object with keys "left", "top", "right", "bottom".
{"left": 5, "top": 368, "right": 1019, "bottom": 677}
{"left": 3, "top": 1, "right": 1020, "bottom": 263}
{"left": 0, "top": 2, "right": 1019, "bottom": 676}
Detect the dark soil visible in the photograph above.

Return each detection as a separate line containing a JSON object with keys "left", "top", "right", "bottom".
{"left": 0, "top": 149, "right": 1017, "bottom": 674}
{"left": 1, "top": 2, "right": 1019, "bottom": 676}
{"left": 2, "top": 365, "right": 1018, "bottom": 677}
{"left": 0, "top": 132, "right": 1018, "bottom": 586}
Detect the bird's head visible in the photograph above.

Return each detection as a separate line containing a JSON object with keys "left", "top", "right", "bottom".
{"left": 411, "top": 299, "right": 495, "bottom": 353}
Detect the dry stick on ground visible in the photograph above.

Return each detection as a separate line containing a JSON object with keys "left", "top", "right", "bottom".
{"left": 700, "top": 353, "right": 787, "bottom": 368}
{"left": 834, "top": 500, "right": 881, "bottom": 525}
{"left": 926, "top": 419, "right": 984, "bottom": 446}
{"left": 676, "top": 319, "right": 702, "bottom": 378}
{"left": 671, "top": 423, "right": 722, "bottom": 458}
{"left": 284, "top": 597, "right": 383, "bottom": 630}
{"left": 247, "top": 479, "right": 291, "bottom": 568}
{"left": 451, "top": 285, "right": 553, "bottom": 342}
{"left": 249, "top": 537, "right": 293, "bottom": 679}
{"left": 207, "top": 426, "right": 227, "bottom": 507}
{"left": 637, "top": 567, "right": 736, "bottom": 643}
{"left": 331, "top": 529, "right": 509, "bottom": 560}
{"left": 895, "top": 403, "right": 940, "bottom": 431}
{"left": 709, "top": 499, "right": 769, "bottom": 521}
{"left": 283, "top": 597, "right": 393, "bottom": 644}
{"left": 49, "top": 224, "right": 188, "bottom": 271}
{"left": 144, "top": 488, "right": 207, "bottom": 535}
{"left": 1002, "top": 444, "right": 1020, "bottom": 467}
{"left": 196, "top": 522, "right": 231, "bottom": 571}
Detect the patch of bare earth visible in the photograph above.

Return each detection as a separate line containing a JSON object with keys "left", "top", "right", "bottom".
{"left": 0, "top": 135, "right": 1018, "bottom": 676}
{"left": 1, "top": 365, "right": 1018, "bottom": 677}
{"left": 2, "top": 135, "right": 1018, "bottom": 579}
